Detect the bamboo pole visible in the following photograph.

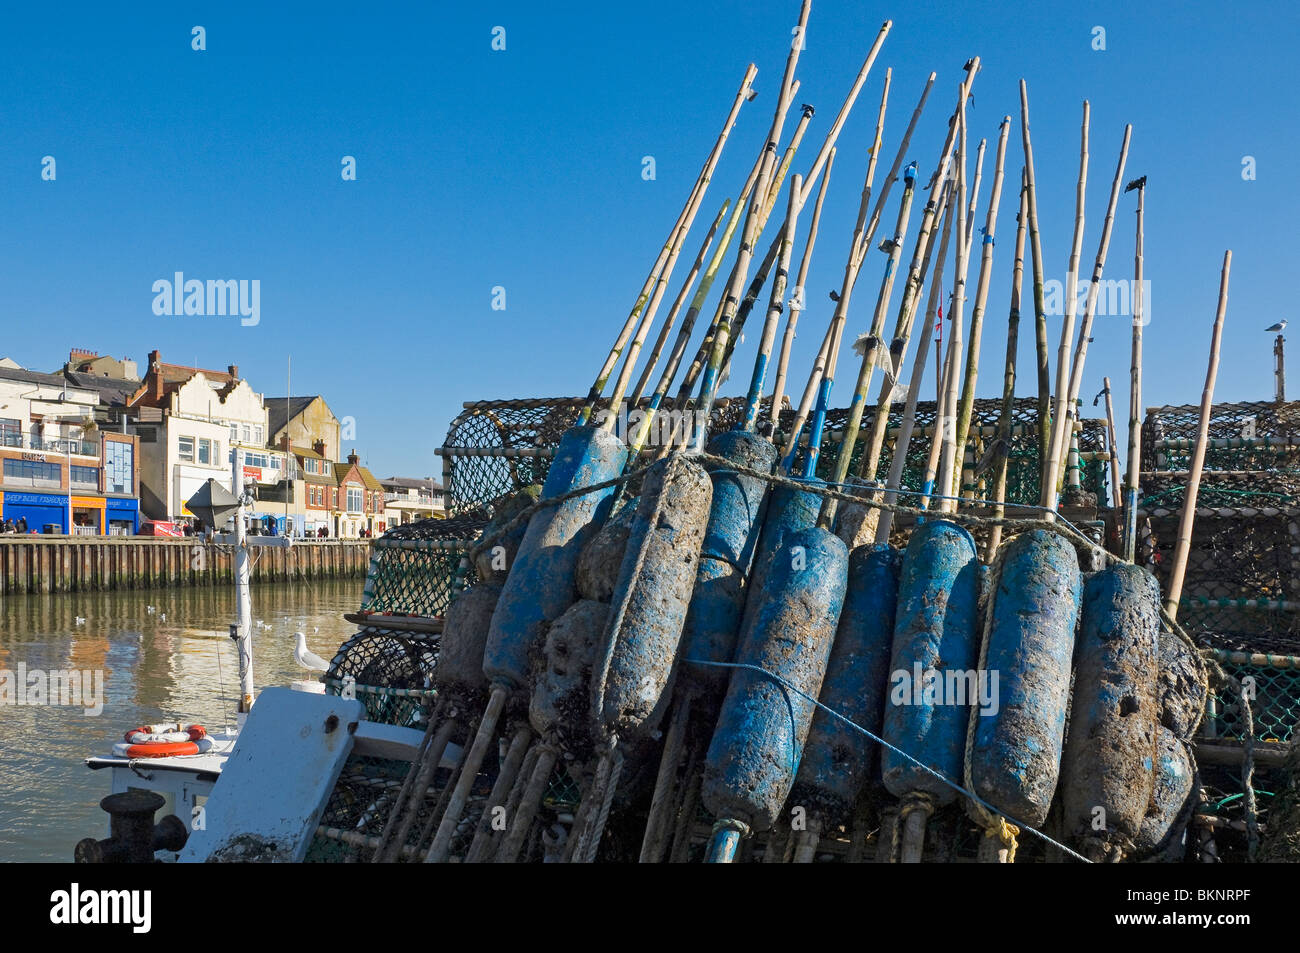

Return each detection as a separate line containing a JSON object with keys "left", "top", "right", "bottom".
{"left": 692, "top": 0, "right": 813, "bottom": 440}
{"left": 1101, "top": 378, "right": 1122, "bottom": 509}
{"left": 951, "top": 116, "right": 1011, "bottom": 500}
{"left": 741, "top": 173, "right": 805, "bottom": 431}
{"left": 1164, "top": 250, "right": 1232, "bottom": 619}
{"left": 1052, "top": 124, "right": 1132, "bottom": 496}
{"left": 1123, "top": 176, "right": 1147, "bottom": 562}
{"left": 794, "top": 67, "right": 891, "bottom": 477}
{"left": 984, "top": 170, "right": 1029, "bottom": 559}
{"left": 578, "top": 62, "right": 758, "bottom": 425}
{"left": 768, "top": 148, "right": 834, "bottom": 433}
{"left": 628, "top": 199, "right": 730, "bottom": 408}
{"left": 933, "top": 82, "right": 972, "bottom": 514}
{"left": 819, "top": 150, "right": 917, "bottom": 525}
{"left": 1040, "top": 100, "right": 1091, "bottom": 513}
{"left": 964, "top": 137, "right": 987, "bottom": 252}
{"left": 674, "top": 20, "right": 894, "bottom": 413}
{"left": 1019, "top": 80, "right": 1053, "bottom": 490}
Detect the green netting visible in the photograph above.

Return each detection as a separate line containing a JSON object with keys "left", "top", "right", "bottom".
{"left": 323, "top": 627, "right": 438, "bottom": 726}
{"left": 1204, "top": 650, "right": 1300, "bottom": 743}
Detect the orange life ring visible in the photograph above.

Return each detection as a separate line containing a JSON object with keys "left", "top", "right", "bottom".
{"left": 114, "top": 723, "right": 209, "bottom": 758}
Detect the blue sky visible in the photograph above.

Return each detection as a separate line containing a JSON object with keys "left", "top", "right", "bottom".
{"left": 1, "top": 1, "right": 1295, "bottom": 478}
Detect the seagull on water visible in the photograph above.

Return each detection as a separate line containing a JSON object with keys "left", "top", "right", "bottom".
{"left": 1266, "top": 319, "right": 1287, "bottom": 332}
{"left": 294, "top": 631, "right": 329, "bottom": 672}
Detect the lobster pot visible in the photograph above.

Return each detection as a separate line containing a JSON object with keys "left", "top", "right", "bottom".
{"left": 969, "top": 530, "right": 1082, "bottom": 827}
{"left": 791, "top": 544, "right": 902, "bottom": 824}
{"left": 598, "top": 456, "right": 713, "bottom": 737}
{"left": 484, "top": 426, "right": 627, "bottom": 688}
{"left": 1156, "top": 628, "right": 1207, "bottom": 742}
{"left": 678, "top": 430, "right": 777, "bottom": 691}
{"left": 882, "top": 520, "right": 980, "bottom": 806}
{"left": 702, "top": 528, "right": 849, "bottom": 830}
{"left": 435, "top": 581, "right": 502, "bottom": 702}
{"left": 1060, "top": 564, "right": 1160, "bottom": 850}
{"left": 1133, "top": 726, "right": 1196, "bottom": 860}
{"left": 529, "top": 599, "right": 610, "bottom": 759}
{"left": 576, "top": 501, "right": 638, "bottom": 602}
{"left": 474, "top": 485, "right": 542, "bottom": 582}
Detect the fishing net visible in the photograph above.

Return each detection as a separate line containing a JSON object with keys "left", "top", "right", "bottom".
{"left": 359, "top": 517, "right": 483, "bottom": 621}
{"left": 1202, "top": 650, "right": 1300, "bottom": 744}
{"left": 1142, "top": 401, "right": 1300, "bottom": 476}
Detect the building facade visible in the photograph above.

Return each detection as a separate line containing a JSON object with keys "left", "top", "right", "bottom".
{"left": 0, "top": 365, "right": 141, "bottom": 534}
{"left": 379, "top": 476, "right": 446, "bottom": 525}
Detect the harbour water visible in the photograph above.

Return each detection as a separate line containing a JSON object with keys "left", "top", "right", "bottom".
{"left": 0, "top": 579, "right": 363, "bottom": 862}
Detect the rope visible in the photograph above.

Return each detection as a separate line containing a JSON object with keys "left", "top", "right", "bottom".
{"left": 685, "top": 657, "right": 1092, "bottom": 862}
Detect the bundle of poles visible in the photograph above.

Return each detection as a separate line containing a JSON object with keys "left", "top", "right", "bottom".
{"left": 364, "top": 0, "right": 1235, "bottom": 864}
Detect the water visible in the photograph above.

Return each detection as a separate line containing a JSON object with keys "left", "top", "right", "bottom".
{"left": 0, "top": 579, "right": 365, "bottom": 862}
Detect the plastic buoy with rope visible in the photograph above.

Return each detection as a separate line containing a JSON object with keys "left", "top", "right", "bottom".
{"left": 112, "top": 723, "right": 211, "bottom": 759}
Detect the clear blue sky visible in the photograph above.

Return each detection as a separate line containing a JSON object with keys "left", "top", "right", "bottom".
{"left": 1, "top": 1, "right": 1295, "bottom": 478}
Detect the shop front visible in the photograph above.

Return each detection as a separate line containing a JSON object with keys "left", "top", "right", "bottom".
{"left": 2, "top": 491, "right": 70, "bottom": 533}
{"left": 105, "top": 497, "right": 140, "bottom": 536}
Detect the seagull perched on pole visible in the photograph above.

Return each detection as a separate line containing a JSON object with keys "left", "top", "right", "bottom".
{"left": 294, "top": 631, "right": 329, "bottom": 672}
{"left": 1266, "top": 319, "right": 1287, "bottom": 332}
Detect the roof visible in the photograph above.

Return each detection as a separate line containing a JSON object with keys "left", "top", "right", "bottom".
{"left": 0, "top": 365, "right": 72, "bottom": 389}
{"left": 380, "top": 476, "right": 444, "bottom": 491}
{"left": 62, "top": 371, "right": 139, "bottom": 408}
{"left": 266, "top": 396, "right": 320, "bottom": 437}
{"left": 130, "top": 360, "right": 239, "bottom": 408}
{"left": 355, "top": 465, "right": 383, "bottom": 492}
{"left": 291, "top": 444, "right": 326, "bottom": 461}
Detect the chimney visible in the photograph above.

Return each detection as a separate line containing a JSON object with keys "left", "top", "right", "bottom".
{"left": 227, "top": 364, "right": 239, "bottom": 379}
{"left": 148, "top": 350, "right": 164, "bottom": 401}
{"left": 280, "top": 434, "right": 292, "bottom": 451}
{"left": 312, "top": 439, "right": 326, "bottom": 457}
{"left": 347, "top": 451, "right": 359, "bottom": 466}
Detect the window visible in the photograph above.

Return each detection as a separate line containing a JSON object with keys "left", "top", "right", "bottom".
{"left": 71, "top": 465, "right": 99, "bottom": 488}
{"left": 198, "top": 438, "right": 212, "bottom": 465}
{"left": 241, "top": 424, "right": 251, "bottom": 443}
{"left": 322, "top": 461, "right": 331, "bottom": 475}
{"left": 305, "top": 459, "right": 318, "bottom": 474}
{"left": 244, "top": 451, "right": 269, "bottom": 468}
{"left": 3, "top": 458, "right": 62, "bottom": 487}
{"left": 269, "top": 455, "right": 280, "bottom": 471}
{"left": 229, "top": 423, "right": 238, "bottom": 444}
{"left": 178, "top": 436, "right": 195, "bottom": 462}
{"left": 104, "top": 441, "right": 134, "bottom": 495}
{"left": 254, "top": 425, "right": 264, "bottom": 445}
{"left": 347, "top": 488, "right": 363, "bottom": 512}
{"left": 0, "top": 418, "right": 19, "bottom": 448}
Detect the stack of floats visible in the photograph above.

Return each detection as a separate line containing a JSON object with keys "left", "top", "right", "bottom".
{"left": 335, "top": 1, "right": 1248, "bottom": 863}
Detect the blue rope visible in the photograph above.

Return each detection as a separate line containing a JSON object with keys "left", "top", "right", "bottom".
{"left": 684, "top": 657, "right": 1093, "bottom": 863}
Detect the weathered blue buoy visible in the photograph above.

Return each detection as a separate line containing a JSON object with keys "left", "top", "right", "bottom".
{"left": 791, "top": 544, "right": 902, "bottom": 827}
{"left": 969, "top": 530, "right": 1082, "bottom": 827}
{"left": 484, "top": 426, "right": 627, "bottom": 688}
{"left": 677, "top": 430, "right": 776, "bottom": 692}
{"left": 882, "top": 520, "right": 981, "bottom": 806}
{"left": 701, "top": 527, "right": 849, "bottom": 852}
{"left": 1060, "top": 563, "right": 1161, "bottom": 861}
{"left": 1134, "top": 726, "right": 1196, "bottom": 861}
{"left": 1156, "top": 628, "right": 1207, "bottom": 742}
{"left": 597, "top": 455, "right": 713, "bottom": 737}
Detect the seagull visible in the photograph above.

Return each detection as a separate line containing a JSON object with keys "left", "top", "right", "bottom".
{"left": 294, "top": 631, "right": 329, "bottom": 672}
{"left": 146, "top": 606, "right": 156, "bottom": 614}
{"left": 74, "top": 616, "right": 85, "bottom": 626}
{"left": 1266, "top": 319, "right": 1287, "bottom": 332}
{"left": 159, "top": 613, "right": 166, "bottom": 623}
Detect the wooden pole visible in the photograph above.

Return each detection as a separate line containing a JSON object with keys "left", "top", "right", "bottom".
{"left": 741, "top": 173, "right": 805, "bottom": 431}
{"left": 934, "top": 81, "right": 972, "bottom": 514}
{"left": 1019, "top": 80, "right": 1053, "bottom": 493}
{"left": 1164, "top": 251, "right": 1232, "bottom": 619}
{"left": 628, "top": 199, "right": 730, "bottom": 408}
{"left": 578, "top": 62, "right": 757, "bottom": 425}
{"left": 984, "top": 169, "right": 1029, "bottom": 559}
{"left": 1041, "top": 100, "right": 1090, "bottom": 514}
{"left": 1123, "top": 176, "right": 1146, "bottom": 562}
{"left": 768, "top": 148, "right": 834, "bottom": 434}
{"left": 1053, "top": 124, "right": 1132, "bottom": 498}
{"left": 795, "top": 65, "right": 891, "bottom": 477}
{"left": 951, "top": 116, "right": 1012, "bottom": 500}
{"left": 692, "top": 0, "right": 814, "bottom": 439}
{"left": 1101, "top": 378, "right": 1122, "bottom": 510}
